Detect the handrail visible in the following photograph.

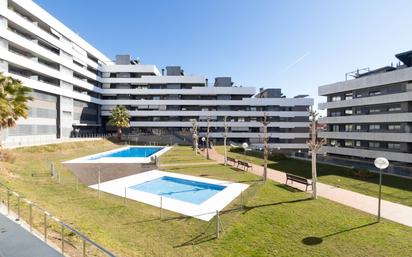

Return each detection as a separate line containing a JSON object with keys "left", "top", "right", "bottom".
{"left": 0, "top": 182, "right": 116, "bottom": 257}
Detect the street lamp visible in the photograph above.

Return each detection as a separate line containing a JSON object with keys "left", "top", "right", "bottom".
{"left": 242, "top": 142, "right": 249, "bottom": 156}
{"left": 374, "top": 157, "right": 389, "bottom": 222}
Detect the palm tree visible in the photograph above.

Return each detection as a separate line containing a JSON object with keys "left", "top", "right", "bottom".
{"left": 107, "top": 105, "right": 130, "bottom": 141}
{"left": 0, "top": 73, "right": 33, "bottom": 147}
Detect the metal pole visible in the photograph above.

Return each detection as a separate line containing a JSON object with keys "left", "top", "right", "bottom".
{"left": 61, "top": 223, "right": 64, "bottom": 254}
{"left": 44, "top": 212, "right": 47, "bottom": 242}
{"left": 98, "top": 168, "right": 101, "bottom": 199}
{"left": 124, "top": 187, "right": 127, "bottom": 206}
{"left": 29, "top": 204, "right": 33, "bottom": 232}
{"left": 83, "top": 238, "right": 86, "bottom": 257}
{"left": 378, "top": 168, "right": 383, "bottom": 222}
{"left": 240, "top": 190, "right": 244, "bottom": 210}
{"left": 160, "top": 196, "right": 163, "bottom": 220}
{"left": 16, "top": 195, "right": 20, "bottom": 221}
{"left": 7, "top": 189, "right": 10, "bottom": 215}
{"left": 216, "top": 210, "right": 220, "bottom": 239}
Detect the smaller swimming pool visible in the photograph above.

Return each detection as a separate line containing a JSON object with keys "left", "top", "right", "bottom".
{"left": 129, "top": 176, "right": 226, "bottom": 205}
{"left": 88, "top": 147, "right": 162, "bottom": 160}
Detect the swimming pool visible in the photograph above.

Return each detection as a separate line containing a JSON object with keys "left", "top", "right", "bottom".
{"left": 64, "top": 146, "right": 171, "bottom": 164}
{"left": 88, "top": 147, "right": 163, "bottom": 160}
{"left": 89, "top": 170, "right": 249, "bottom": 221}
{"left": 129, "top": 176, "right": 226, "bottom": 205}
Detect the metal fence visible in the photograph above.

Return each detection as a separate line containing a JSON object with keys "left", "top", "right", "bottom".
{"left": 0, "top": 182, "right": 116, "bottom": 257}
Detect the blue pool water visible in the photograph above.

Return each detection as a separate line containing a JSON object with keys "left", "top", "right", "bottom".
{"left": 129, "top": 176, "right": 226, "bottom": 205}
{"left": 88, "top": 147, "right": 162, "bottom": 160}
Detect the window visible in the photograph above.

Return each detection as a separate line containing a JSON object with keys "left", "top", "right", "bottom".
{"left": 345, "top": 109, "right": 353, "bottom": 115}
{"left": 331, "top": 96, "right": 341, "bottom": 102}
{"left": 331, "top": 112, "right": 341, "bottom": 117}
{"left": 388, "top": 143, "right": 401, "bottom": 150}
{"left": 345, "top": 124, "right": 353, "bottom": 132}
{"left": 332, "top": 125, "right": 340, "bottom": 132}
{"left": 356, "top": 125, "right": 362, "bottom": 131}
{"left": 369, "top": 108, "right": 381, "bottom": 113}
{"left": 369, "top": 124, "right": 381, "bottom": 131}
{"left": 330, "top": 140, "right": 339, "bottom": 146}
{"left": 369, "top": 90, "right": 381, "bottom": 96}
{"left": 388, "top": 124, "right": 401, "bottom": 131}
{"left": 388, "top": 106, "right": 401, "bottom": 112}
{"left": 369, "top": 142, "right": 380, "bottom": 148}
{"left": 345, "top": 92, "right": 353, "bottom": 100}
{"left": 355, "top": 141, "right": 361, "bottom": 147}
{"left": 356, "top": 109, "right": 362, "bottom": 114}
{"left": 356, "top": 93, "right": 363, "bottom": 98}
{"left": 345, "top": 140, "right": 354, "bottom": 147}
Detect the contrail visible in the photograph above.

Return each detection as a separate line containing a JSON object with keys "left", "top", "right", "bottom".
{"left": 279, "top": 52, "right": 310, "bottom": 74}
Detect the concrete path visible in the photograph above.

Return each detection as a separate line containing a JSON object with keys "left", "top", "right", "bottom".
{"left": 0, "top": 213, "right": 63, "bottom": 257}
{"left": 204, "top": 149, "right": 412, "bottom": 228}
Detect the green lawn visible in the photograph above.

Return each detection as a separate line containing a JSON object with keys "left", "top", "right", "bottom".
{"left": 0, "top": 141, "right": 411, "bottom": 256}
{"left": 215, "top": 146, "right": 412, "bottom": 207}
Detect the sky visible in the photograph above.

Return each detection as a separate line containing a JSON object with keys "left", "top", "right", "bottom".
{"left": 35, "top": 0, "right": 412, "bottom": 108}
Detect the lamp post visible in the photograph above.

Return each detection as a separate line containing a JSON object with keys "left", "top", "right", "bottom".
{"left": 374, "top": 157, "right": 389, "bottom": 222}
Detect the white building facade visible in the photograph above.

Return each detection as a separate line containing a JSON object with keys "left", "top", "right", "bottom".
{"left": 0, "top": 0, "right": 313, "bottom": 150}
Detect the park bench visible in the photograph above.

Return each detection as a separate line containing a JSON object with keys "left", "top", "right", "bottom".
{"left": 237, "top": 160, "right": 253, "bottom": 171}
{"left": 285, "top": 173, "right": 312, "bottom": 191}
{"left": 227, "top": 156, "right": 237, "bottom": 165}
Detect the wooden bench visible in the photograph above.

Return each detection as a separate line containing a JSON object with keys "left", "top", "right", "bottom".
{"left": 227, "top": 156, "right": 237, "bottom": 165}
{"left": 285, "top": 173, "right": 312, "bottom": 191}
{"left": 237, "top": 160, "right": 253, "bottom": 171}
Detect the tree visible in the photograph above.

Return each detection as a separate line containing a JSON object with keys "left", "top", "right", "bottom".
{"left": 260, "top": 112, "right": 270, "bottom": 181}
{"left": 107, "top": 105, "right": 130, "bottom": 141}
{"left": 0, "top": 73, "right": 32, "bottom": 147}
{"left": 206, "top": 116, "right": 211, "bottom": 160}
{"left": 190, "top": 119, "right": 198, "bottom": 155}
{"left": 307, "top": 106, "right": 326, "bottom": 199}
{"left": 223, "top": 116, "right": 229, "bottom": 165}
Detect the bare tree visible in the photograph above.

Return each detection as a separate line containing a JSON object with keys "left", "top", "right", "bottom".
{"left": 206, "top": 116, "right": 210, "bottom": 160}
{"left": 260, "top": 112, "right": 270, "bottom": 181}
{"left": 307, "top": 106, "right": 327, "bottom": 199}
{"left": 223, "top": 116, "right": 229, "bottom": 165}
{"left": 191, "top": 119, "right": 198, "bottom": 155}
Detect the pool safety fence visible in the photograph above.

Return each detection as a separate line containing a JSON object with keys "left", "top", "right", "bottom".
{"left": 0, "top": 182, "right": 116, "bottom": 257}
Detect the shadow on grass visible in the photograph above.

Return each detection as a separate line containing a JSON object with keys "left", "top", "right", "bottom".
{"left": 240, "top": 197, "right": 312, "bottom": 214}
{"left": 275, "top": 184, "right": 302, "bottom": 193}
{"left": 302, "top": 221, "right": 378, "bottom": 246}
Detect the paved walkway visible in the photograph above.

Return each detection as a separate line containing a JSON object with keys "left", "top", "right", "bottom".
{"left": 0, "top": 213, "right": 63, "bottom": 257}
{"left": 203, "top": 149, "right": 412, "bottom": 227}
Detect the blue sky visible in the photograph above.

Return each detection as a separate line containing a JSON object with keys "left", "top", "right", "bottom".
{"left": 35, "top": 0, "right": 412, "bottom": 107}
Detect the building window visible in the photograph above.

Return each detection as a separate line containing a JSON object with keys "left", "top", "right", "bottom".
{"left": 345, "top": 140, "right": 354, "bottom": 147}
{"left": 388, "top": 143, "right": 401, "bottom": 150}
{"left": 331, "top": 96, "right": 341, "bottom": 102}
{"left": 332, "top": 125, "right": 339, "bottom": 132}
{"left": 369, "top": 90, "right": 381, "bottom": 96}
{"left": 388, "top": 106, "right": 401, "bottom": 112}
{"left": 345, "top": 109, "right": 353, "bottom": 115}
{"left": 369, "top": 108, "right": 381, "bottom": 113}
{"left": 345, "top": 124, "right": 353, "bottom": 132}
{"left": 369, "top": 124, "right": 381, "bottom": 131}
{"left": 355, "top": 141, "right": 361, "bottom": 147}
{"left": 345, "top": 92, "right": 353, "bottom": 100}
{"left": 331, "top": 112, "right": 341, "bottom": 117}
{"left": 355, "top": 109, "right": 362, "bottom": 114}
{"left": 388, "top": 124, "right": 401, "bottom": 131}
{"left": 369, "top": 142, "right": 380, "bottom": 148}
{"left": 356, "top": 125, "right": 362, "bottom": 131}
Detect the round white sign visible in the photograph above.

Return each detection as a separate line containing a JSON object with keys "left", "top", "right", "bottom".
{"left": 201, "top": 137, "right": 206, "bottom": 142}
{"left": 374, "top": 157, "right": 389, "bottom": 169}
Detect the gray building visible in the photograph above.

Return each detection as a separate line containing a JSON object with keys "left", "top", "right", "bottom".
{"left": 318, "top": 50, "right": 412, "bottom": 177}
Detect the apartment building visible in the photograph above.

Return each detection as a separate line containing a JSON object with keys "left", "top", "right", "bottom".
{"left": 318, "top": 50, "right": 412, "bottom": 176}
{"left": 0, "top": 0, "right": 313, "bottom": 150}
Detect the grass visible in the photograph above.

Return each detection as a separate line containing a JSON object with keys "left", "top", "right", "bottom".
{"left": 215, "top": 146, "right": 412, "bottom": 207}
{"left": 0, "top": 141, "right": 411, "bottom": 256}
